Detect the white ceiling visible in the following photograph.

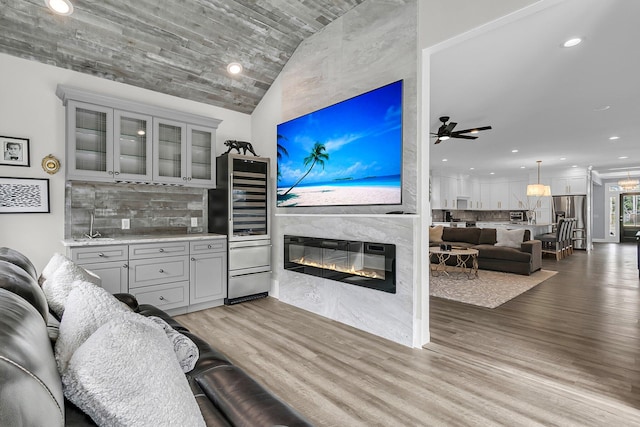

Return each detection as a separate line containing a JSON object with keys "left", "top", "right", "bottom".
{"left": 429, "top": 0, "right": 640, "bottom": 181}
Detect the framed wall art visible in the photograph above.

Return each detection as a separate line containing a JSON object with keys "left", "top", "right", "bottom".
{"left": 0, "top": 177, "right": 50, "bottom": 213}
{"left": 0, "top": 136, "right": 30, "bottom": 167}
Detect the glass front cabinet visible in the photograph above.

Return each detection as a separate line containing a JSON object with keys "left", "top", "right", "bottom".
{"left": 59, "top": 85, "right": 220, "bottom": 188}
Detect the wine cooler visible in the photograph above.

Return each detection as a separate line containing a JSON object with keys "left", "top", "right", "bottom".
{"left": 208, "top": 154, "right": 271, "bottom": 304}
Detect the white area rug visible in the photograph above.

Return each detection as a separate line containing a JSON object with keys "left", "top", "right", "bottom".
{"left": 430, "top": 269, "right": 558, "bottom": 308}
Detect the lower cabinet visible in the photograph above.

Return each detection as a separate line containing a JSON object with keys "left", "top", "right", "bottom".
{"left": 69, "top": 238, "right": 227, "bottom": 314}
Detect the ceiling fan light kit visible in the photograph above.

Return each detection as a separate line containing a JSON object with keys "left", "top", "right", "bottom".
{"left": 431, "top": 116, "right": 492, "bottom": 144}
{"left": 526, "top": 160, "right": 552, "bottom": 197}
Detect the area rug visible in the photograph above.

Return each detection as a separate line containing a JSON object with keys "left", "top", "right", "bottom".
{"left": 430, "top": 269, "right": 557, "bottom": 308}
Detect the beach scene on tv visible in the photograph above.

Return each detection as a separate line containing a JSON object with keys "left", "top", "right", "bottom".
{"left": 276, "top": 81, "right": 402, "bottom": 207}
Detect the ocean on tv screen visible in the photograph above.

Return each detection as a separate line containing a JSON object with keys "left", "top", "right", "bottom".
{"left": 276, "top": 81, "right": 403, "bottom": 207}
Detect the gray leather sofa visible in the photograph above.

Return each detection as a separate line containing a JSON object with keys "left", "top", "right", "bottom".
{"left": 0, "top": 247, "right": 313, "bottom": 427}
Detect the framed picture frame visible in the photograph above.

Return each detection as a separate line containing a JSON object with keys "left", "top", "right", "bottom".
{"left": 0, "top": 177, "right": 50, "bottom": 213}
{"left": 0, "top": 136, "right": 30, "bottom": 167}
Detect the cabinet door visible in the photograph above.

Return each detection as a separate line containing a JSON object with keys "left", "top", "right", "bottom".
{"left": 190, "top": 252, "right": 227, "bottom": 304}
{"left": 509, "top": 180, "right": 528, "bottom": 210}
{"left": 78, "top": 261, "right": 128, "bottom": 294}
{"left": 114, "top": 110, "right": 153, "bottom": 182}
{"left": 66, "top": 101, "right": 114, "bottom": 181}
{"left": 492, "top": 182, "right": 509, "bottom": 209}
{"left": 551, "top": 177, "right": 568, "bottom": 195}
{"left": 186, "top": 124, "right": 216, "bottom": 187}
{"left": 568, "top": 176, "right": 587, "bottom": 194}
{"left": 153, "top": 118, "right": 187, "bottom": 184}
{"left": 430, "top": 175, "right": 442, "bottom": 209}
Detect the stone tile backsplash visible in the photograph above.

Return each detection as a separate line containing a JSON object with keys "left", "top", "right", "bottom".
{"left": 65, "top": 181, "right": 211, "bottom": 238}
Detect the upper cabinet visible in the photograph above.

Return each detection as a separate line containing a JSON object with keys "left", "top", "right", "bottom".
{"left": 551, "top": 176, "right": 587, "bottom": 195}
{"left": 57, "top": 85, "right": 221, "bottom": 188}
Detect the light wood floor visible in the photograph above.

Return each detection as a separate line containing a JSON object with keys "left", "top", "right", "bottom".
{"left": 176, "top": 243, "right": 640, "bottom": 426}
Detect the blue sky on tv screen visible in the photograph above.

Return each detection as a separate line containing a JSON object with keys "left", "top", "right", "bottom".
{"left": 277, "top": 81, "right": 402, "bottom": 188}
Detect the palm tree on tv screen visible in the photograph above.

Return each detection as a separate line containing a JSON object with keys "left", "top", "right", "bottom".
{"left": 282, "top": 141, "right": 329, "bottom": 196}
{"left": 276, "top": 134, "right": 289, "bottom": 181}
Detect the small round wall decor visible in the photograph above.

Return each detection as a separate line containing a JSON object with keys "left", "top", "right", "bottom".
{"left": 42, "top": 154, "right": 61, "bottom": 175}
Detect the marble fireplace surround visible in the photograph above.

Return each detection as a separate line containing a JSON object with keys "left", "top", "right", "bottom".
{"left": 276, "top": 215, "right": 417, "bottom": 347}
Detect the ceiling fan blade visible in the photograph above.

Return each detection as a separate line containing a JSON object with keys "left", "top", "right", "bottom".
{"left": 434, "top": 138, "right": 442, "bottom": 144}
{"left": 453, "top": 125, "right": 492, "bottom": 134}
{"left": 451, "top": 134, "right": 478, "bottom": 140}
{"left": 444, "top": 122, "right": 457, "bottom": 134}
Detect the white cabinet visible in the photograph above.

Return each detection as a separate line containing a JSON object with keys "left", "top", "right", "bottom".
{"left": 58, "top": 85, "right": 220, "bottom": 188}
{"left": 189, "top": 240, "right": 227, "bottom": 307}
{"left": 430, "top": 175, "right": 442, "bottom": 209}
{"left": 480, "top": 181, "right": 509, "bottom": 210}
{"left": 69, "top": 245, "right": 129, "bottom": 295}
{"left": 66, "top": 102, "right": 154, "bottom": 183}
{"left": 509, "top": 180, "right": 528, "bottom": 210}
{"left": 67, "top": 237, "right": 227, "bottom": 314}
{"left": 434, "top": 175, "right": 457, "bottom": 209}
{"left": 551, "top": 176, "right": 587, "bottom": 195}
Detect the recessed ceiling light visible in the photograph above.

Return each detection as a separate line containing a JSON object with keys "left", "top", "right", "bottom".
{"left": 442, "top": 159, "right": 448, "bottom": 162}
{"left": 512, "top": 149, "right": 518, "bottom": 153}
{"left": 619, "top": 156, "right": 629, "bottom": 160}
{"left": 560, "top": 157, "right": 567, "bottom": 160}
{"left": 490, "top": 172, "right": 495, "bottom": 175}
{"left": 571, "top": 165, "right": 578, "bottom": 168}
{"left": 563, "top": 37, "right": 582, "bottom": 48}
{"left": 594, "top": 105, "right": 611, "bottom": 111}
{"left": 609, "top": 136, "right": 620, "bottom": 140}
{"left": 44, "top": 0, "right": 73, "bottom": 15}
{"left": 226, "top": 62, "right": 243, "bottom": 75}
{"left": 520, "top": 166, "right": 526, "bottom": 169}
{"left": 469, "top": 167, "right": 475, "bottom": 170}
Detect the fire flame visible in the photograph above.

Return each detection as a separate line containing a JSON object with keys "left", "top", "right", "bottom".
{"left": 293, "top": 257, "right": 383, "bottom": 279}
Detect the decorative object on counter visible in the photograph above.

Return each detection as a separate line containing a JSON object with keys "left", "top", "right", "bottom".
{"left": 41, "top": 154, "right": 61, "bottom": 175}
{"left": 0, "top": 136, "right": 30, "bottom": 167}
{"left": 430, "top": 269, "right": 557, "bottom": 308}
{"left": 223, "top": 139, "right": 258, "bottom": 156}
{"left": 0, "top": 177, "right": 50, "bottom": 213}
{"left": 617, "top": 172, "right": 639, "bottom": 191}
{"left": 526, "top": 160, "right": 551, "bottom": 197}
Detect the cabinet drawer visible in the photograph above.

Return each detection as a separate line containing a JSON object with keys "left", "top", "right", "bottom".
{"left": 131, "top": 281, "right": 188, "bottom": 311}
{"left": 190, "top": 239, "right": 226, "bottom": 254}
{"left": 228, "top": 270, "right": 271, "bottom": 299}
{"left": 229, "top": 244, "right": 271, "bottom": 271}
{"left": 129, "top": 241, "right": 189, "bottom": 259}
{"left": 128, "top": 255, "right": 189, "bottom": 289}
{"left": 70, "top": 245, "right": 128, "bottom": 263}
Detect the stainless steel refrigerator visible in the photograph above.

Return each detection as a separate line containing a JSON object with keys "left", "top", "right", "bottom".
{"left": 552, "top": 195, "right": 587, "bottom": 250}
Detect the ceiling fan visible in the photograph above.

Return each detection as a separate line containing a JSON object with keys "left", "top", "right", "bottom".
{"left": 431, "top": 116, "right": 492, "bottom": 144}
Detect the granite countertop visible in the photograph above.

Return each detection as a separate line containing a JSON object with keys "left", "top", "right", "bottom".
{"left": 62, "top": 233, "right": 227, "bottom": 247}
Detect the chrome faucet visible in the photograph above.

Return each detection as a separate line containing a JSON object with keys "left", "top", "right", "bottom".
{"left": 84, "top": 211, "right": 102, "bottom": 239}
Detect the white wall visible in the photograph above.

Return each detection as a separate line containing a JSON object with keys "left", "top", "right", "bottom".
{"left": 0, "top": 53, "right": 251, "bottom": 271}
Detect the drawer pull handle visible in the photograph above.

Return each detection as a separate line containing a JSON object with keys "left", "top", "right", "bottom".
{"left": 207, "top": 245, "right": 212, "bottom": 249}
{"left": 159, "top": 248, "right": 165, "bottom": 253}
{"left": 159, "top": 296, "right": 166, "bottom": 301}
{"left": 123, "top": 264, "right": 128, "bottom": 269}
{"left": 159, "top": 269, "right": 164, "bottom": 273}
{"left": 191, "top": 257, "right": 196, "bottom": 261}
{"left": 98, "top": 253, "right": 105, "bottom": 257}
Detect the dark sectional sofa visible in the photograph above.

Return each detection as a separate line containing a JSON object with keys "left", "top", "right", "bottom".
{"left": 430, "top": 227, "right": 542, "bottom": 275}
{"left": 0, "top": 247, "right": 313, "bottom": 427}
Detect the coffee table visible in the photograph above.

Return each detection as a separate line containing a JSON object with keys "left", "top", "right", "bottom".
{"left": 429, "top": 247, "right": 479, "bottom": 279}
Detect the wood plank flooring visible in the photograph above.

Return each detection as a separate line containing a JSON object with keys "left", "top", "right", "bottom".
{"left": 176, "top": 243, "right": 640, "bottom": 426}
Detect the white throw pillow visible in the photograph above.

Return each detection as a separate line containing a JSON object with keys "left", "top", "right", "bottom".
{"left": 148, "top": 316, "right": 199, "bottom": 373}
{"left": 62, "top": 315, "right": 206, "bottom": 427}
{"left": 55, "top": 282, "right": 132, "bottom": 373}
{"left": 495, "top": 228, "right": 526, "bottom": 249}
{"left": 39, "top": 253, "right": 71, "bottom": 286}
{"left": 42, "top": 259, "right": 102, "bottom": 317}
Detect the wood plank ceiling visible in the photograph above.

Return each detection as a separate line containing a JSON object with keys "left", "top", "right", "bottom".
{"left": 0, "top": 0, "right": 366, "bottom": 114}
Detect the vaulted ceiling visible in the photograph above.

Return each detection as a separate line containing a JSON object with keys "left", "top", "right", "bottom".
{"left": 0, "top": 0, "right": 365, "bottom": 114}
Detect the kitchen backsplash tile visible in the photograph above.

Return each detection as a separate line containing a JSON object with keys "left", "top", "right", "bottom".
{"left": 65, "top": 181, "right": 211, "bottom": 238}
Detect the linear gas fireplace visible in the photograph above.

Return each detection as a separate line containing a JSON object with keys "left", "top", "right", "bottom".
{"left": 284, "top": 235, "right": 396, "bottom": 293}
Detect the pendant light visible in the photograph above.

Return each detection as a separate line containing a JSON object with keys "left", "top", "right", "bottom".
{"left": 526, "top": 160, "right": 551, "bottom": 197}
{"left": 618, "top": 172, "right": 639, "bottom": 191}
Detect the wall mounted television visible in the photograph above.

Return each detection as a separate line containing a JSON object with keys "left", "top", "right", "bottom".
{"left": 276, "top": 80, "right": 403, "bottom": 207}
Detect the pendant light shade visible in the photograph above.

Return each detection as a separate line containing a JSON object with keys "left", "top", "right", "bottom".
{"left": 526, "top": 161, "right": 552, "bottom": 197}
